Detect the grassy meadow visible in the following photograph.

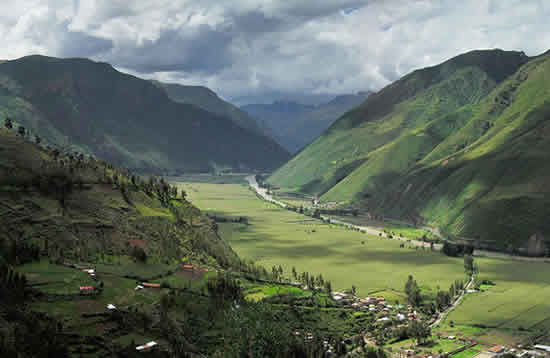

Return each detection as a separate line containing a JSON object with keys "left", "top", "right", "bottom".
{"left": 177, "top": 182, "right": 467, "bottom": 299}
{"left": 176, "top": 181, "right": 550, "bottom": 341}
{"left": 442, "top": 259, "right": 550, "bottom": 334}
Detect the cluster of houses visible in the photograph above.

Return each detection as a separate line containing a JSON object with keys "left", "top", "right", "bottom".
{"left": 471, "top": 345, "right": 550, "bottom": 358}
{"left": 399, "top": 339, "right": 550, "bottom": 358}
{"left": 331, "top": 292, "right": 419, "bottom": 324}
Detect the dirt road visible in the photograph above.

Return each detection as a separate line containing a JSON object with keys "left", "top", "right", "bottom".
{"left": 246, "top": 175, "right": 287, "bottom": 208}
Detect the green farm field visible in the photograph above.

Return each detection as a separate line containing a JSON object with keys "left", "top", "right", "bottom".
{"left": 176, "top": 182, "right": 467, "bottom": 299}
{"left": 442, "top": 259, "right": 550, "bottom": 333}
{"left": 177, "top": 181, "right": 550, "bottom": 339}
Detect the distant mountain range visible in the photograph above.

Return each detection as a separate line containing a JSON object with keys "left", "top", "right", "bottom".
{"left": 242, "top": 92, "right": 371, "bottom": 153}
{"left": 269, "top": 49, "right": 550, "bottom": 250}
{"left": 0, "top": 55, "right": 289, "bottom": 173}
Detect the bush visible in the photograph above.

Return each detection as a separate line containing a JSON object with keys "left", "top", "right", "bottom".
{"left": 131, "top": 246, "right": 147, "bottom": 263}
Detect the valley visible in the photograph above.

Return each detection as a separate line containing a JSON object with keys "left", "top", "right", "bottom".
{"left": 175, "top": 177, "right": 550, "bottom": 349}
{"left": 1, "top": 7, "right": 550, "bottom": 356}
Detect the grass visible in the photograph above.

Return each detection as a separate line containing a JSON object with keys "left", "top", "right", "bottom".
{"left": 452, "top": 347, "right": 483, "bottom": 358}
{"left": 330, "top": 215, "right": 438, "bottom": 241}
{"left": 268, "top": 50, "right": 550, "bottom": 250}
{"left": 242, "top": 282, "right": 311, "bottom": 301}
{"left": 177, "top": 182, "right": 466, "bottom": 299}
{"left": 94, "top": 255, "right": 178, "bottom": 280}
{"left": 387, "top": 336, "right": 464, "bottom": 354}
{"left": 442, "top": 258, "right": 550, "bottom": 331}
{"left": 135, "top": 203, "right": 173, "bottom": 218}
{"left": 18, "top": 260, "right": 96, "bottom": 295}
{"left": 166, "top": 173, "right": 249, "bottom": 184}
{"left": 178, "top": 181, "right": 550, "bottom": 344}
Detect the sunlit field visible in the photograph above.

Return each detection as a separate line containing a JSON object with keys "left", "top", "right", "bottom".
{"left": 176, "top": 182, "right": 467, "bottom": 299}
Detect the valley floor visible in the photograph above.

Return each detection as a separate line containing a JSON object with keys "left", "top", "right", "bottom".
{"left": 174, "top": 178, "right": 550, "bottom": 347}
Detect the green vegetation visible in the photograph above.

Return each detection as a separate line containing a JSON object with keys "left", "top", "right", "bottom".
{"left": 0, "top": 129, "right": 392, "bottom": 357}
{"left": 0, "top": 55, "right": 289, "bottom": 174}
{"left": 269, "top": 49, "right": 550, "bottom": 250}
{"left": 178, "top": 182, "right": 466, "bottom": 298}
{"left": 179, "top": 181, "right": 550, "bottom": 347}
{"left": 452, "top": 347, "right": 483, "bottom": 358}
{"left": 443, "top": 258, "right": 550, "bottom": 331}
{"left": 242, "top": 92, "right": 370, "bottom": 153}
{"left": 152, "top": 80, "right": 269, "bottom": 136}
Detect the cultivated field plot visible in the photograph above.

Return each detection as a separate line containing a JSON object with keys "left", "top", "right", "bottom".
{"left": 19, "top": 260, "right": 96, "bottom": 295}
{"left": 176, "top": 182, "right": 466, "bottom": 298}
{"left": 443, "top": 258, "right": 550, "bottom": 331}
{"left": 331, "top": 215, "right": 438, "bottom": 241}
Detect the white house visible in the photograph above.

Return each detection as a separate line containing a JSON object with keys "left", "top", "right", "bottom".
{"left": 136, "top": 341, "right": 158, "bottom": 351}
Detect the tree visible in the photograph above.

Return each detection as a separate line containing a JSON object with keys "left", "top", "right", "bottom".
{"left": 4, "top": 117, "right": 13, "bottom": 129}
{"left": 17, "top": 125, "right": 26, "bottom": 137}
{"left": 131, "top": 246, "right": 147, "bottom": 262}
{"left": 312, "top": 209, "right": 321, "bottom": 219}
{"left": 34, "top": 135, "right": 41, "bottom": 144}
{"left": 408, "top": 320, "right": 431, "bottom": 345}
{"left": 351, "top": 285, "right": 357, "bottom": 296}
{"left": 464, "top": 255, "right": 474, "bottom": 273}
{"left": 405, "top": 275, "right": 422, "bottom": 307}
{"left": 436, "top": 290, "right": 451, "bottom": 311}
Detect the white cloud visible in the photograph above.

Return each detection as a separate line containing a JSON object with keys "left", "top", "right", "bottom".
{"left": 1, "top": 0, "right": 549, "bottom": 103}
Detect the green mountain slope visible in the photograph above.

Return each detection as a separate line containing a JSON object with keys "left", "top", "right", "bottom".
{"left": 0, "top": 128, "right": 238, "bottom": 269}
{"left": 152, "top": 80, "right": 270, "bottom": 136}
{"left": 0, "top": 55, "right": 289, "bottom": 173}
{"left": 242, "top": 92, "right": 371, "bottom": 153}
{"left": 270, "top": 49, "right": 550, "bottom": 250}
{"left": 0, "top": 130, "right": 363, "bottom": 356}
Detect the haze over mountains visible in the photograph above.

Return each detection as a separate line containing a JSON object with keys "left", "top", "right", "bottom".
{"left": 0, "top": 55, "right": 289, "bottom": 173}
{"left": 269, "top": 49, "right": 550, "bottom": 250}
{"left": 242, "top": 92, "right": 371, "bottom": 153}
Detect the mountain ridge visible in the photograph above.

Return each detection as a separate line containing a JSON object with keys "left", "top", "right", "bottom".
{"left": 242, "top": 91, "right": 371, "bottom": 153}
{"left": 0, "top": 55, "right": 290, "bottom": 173}
{"left": 269, "top": 48, "right": 550, "bottom": 250}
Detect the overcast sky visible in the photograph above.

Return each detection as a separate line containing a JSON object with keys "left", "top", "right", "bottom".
{"left": 2, "top": 0, "right": 550, "bottom": 104}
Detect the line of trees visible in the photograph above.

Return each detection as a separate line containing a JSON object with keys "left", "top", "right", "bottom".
{"left": 405, "top": 275, "right": 422, "bottom": 307}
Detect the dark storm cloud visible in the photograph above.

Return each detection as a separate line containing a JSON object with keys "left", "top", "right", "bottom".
{"left": 57, "top": 27, "right": 114, "bottom": 58}
{"left": 104, "top": 25, "right": 234, "bottom": 73}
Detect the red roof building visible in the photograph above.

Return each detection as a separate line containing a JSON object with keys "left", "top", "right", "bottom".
{"left": 79, "top": 286, "right": 95, "bottom": 295}
{"left": 488, "top": 346, "right": 506, "bottom": 354}
{"left": 141, "top": 282, "right": 161, "bottom": 288}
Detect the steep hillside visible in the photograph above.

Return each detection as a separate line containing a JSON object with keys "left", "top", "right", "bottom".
{"left": 0, "top": 128, "right": 238, "bottom": 269}
{"left": 269, "top": 49, "right": 550, "bottom": 250}
{"left": 152, "top": 80, "right": 270, "bottom": 136}
{"left": 0, "top": 55, "right": 289, "bottom": 173}
{"left": 0, "top": 129, "right": 365, "bottom": 357}
{"left": 242, "top": 92, "right": 370, "bottom": 153}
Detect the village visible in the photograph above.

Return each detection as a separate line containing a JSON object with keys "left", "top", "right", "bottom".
{"left": 324, "top": 290, "right": 550, "bottom": 358}
{"left": 47, "top": 246, "right": 550, "bottom": 358}
{"left": 67, "top": 262, "right": 210, "bottom": 354}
